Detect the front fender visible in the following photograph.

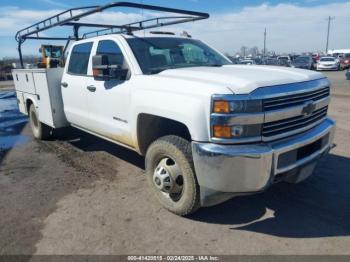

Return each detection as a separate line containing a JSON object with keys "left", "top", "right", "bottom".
{"left": 130, "top": 89, "right": 211, "bottom": 149}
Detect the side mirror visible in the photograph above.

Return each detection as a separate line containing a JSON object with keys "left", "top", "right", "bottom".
{"left": 92, "top": 54, "right": 128, "bottom": 81}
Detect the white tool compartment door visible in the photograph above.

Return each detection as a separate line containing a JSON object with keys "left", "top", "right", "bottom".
{"left": 33, "top": 72, "right": 54, "bottom": 126}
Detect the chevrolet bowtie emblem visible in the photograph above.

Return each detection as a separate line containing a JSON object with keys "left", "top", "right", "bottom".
{"left": 302, "top": 101, "right": 316, "bottom": 116}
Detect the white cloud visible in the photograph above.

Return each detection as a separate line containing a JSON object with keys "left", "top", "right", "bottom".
{"left": 176, "top": 2, "right": 350, "bottom": 53}
{"left": 0, "top": 6, "right": 61, "bottom": 36}
{"left": 0, "top": 2, "right": 350, "bottom": 58}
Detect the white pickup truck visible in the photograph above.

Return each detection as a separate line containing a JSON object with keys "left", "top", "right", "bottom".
{"left": 12, "top": 3, "right": 335, "bottom": 216}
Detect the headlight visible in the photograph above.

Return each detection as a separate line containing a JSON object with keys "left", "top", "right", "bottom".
{"left": 211, "top": 96, "right": 263, "bottom": 142}
{"left": 213, "top": 99, "right": 262, "bottom": 113}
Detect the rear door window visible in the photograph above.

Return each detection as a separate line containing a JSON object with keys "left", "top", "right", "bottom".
{"left": 68, "top": 42, "right": 93, "bottom": 75}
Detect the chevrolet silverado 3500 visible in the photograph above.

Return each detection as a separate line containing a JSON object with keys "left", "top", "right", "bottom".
{"left": 12, "top": 2, "right": 335, "bottom": 215}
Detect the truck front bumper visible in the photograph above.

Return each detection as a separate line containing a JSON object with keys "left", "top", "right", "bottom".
{"left": 192, "top": 117, "right": 336, "bottom": 207}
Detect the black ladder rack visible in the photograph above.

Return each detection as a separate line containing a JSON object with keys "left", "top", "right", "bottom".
{"left": 15, "top": 1, "right": 209, "bottom": 68}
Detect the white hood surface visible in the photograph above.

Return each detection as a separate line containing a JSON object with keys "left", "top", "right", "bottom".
{"left": 158, "top": 65, "right": 326, "bottom": 94}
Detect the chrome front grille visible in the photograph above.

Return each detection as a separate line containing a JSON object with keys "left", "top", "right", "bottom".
{"left": 263, "top": 86, "right": 330, "bottom": 111}
{"left": 263, "top": 106, "right": 328, "bottom": 139}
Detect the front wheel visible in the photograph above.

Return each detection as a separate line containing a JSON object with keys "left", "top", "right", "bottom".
{"left": 145, "top": 135, "right": 200, "bottom": 216}
{"left": 29, "top": 104, "right": 51, "bottom": 140}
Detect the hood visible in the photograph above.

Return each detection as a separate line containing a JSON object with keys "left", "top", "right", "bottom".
{"left": 157, "top": 65, "right": 325, "bottom": 94}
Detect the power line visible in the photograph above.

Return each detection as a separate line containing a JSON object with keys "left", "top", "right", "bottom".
{"left": 325, "top": 16, "right": 335, "bottom": 53}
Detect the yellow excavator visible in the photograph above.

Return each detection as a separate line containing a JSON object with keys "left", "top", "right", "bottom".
{"left": 38, "top": 45, "right": 64, "bottom": 68}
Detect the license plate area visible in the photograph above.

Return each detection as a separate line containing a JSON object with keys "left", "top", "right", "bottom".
{"left": 277, "top": 134, "right": 329, "bottom": 170}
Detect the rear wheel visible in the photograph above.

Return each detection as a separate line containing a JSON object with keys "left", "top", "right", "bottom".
{"left": 145, "top": 135, "right": 200, "bottom": 216}
{"left": 29, "top": 104, "right": 51, "bottom": 140}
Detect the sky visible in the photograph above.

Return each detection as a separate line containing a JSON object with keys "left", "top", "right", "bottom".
{"left": 0, "top": 0, "right": 349, "bottom": 58}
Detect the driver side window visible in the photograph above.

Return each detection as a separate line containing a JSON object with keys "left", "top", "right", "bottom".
{"left": 96, "top": 40, "right": 130, "bottom": 80}
{"left": 96, "top": 40, "right": 126, "bottom": 68}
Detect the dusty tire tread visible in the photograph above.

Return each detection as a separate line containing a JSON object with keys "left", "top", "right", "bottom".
{"left": 146, "top": 135, "right": 200, "bottom": 216}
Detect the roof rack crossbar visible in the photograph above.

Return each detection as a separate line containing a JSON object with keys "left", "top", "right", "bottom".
{"left": 15, "top": 2, "right": 209, "bottom": 68}
{"left": 63, "top": 22, "right": 140, "bottom": 31}
{"left": 24, "top": 36, "right": 80, "bottom": 41}
{"left": 82, "top": 15, "right": 199, "bottom": 38}
{"left": 15, "top": 2, "right": 209, "bottom": 42}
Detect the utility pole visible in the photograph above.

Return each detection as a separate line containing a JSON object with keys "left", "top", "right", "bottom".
{"left": 263, "top": 28, "right": 267, "bottom": 58}
{"left": 325, "top": 16, "right": 335, "bottom": 54}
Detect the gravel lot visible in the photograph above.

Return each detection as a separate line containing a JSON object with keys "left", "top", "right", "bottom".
{"left": 0, "top": 71, "right": 349, "bottom": 255}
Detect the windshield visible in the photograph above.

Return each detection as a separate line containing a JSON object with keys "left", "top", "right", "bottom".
{"left": 294, "top": 57, "right": 310, "bottom": 63}
{"left": 126, "top": 37, "right": 231, "bottom": 74}
{"left": 320, "top": 57, "right": 335, "bottom": 62}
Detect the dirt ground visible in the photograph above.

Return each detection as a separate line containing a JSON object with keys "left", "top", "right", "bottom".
{"left": 0, "top": 71, "right": 350, "bottom": 255}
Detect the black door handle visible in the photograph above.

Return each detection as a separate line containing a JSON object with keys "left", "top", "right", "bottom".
{"left": 87, "top": 85, "right": 96, "bottom": 92}
{"left": 61, "top": 82, "right": 68, "bottom": 88}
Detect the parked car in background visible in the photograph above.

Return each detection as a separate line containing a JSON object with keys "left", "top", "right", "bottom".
{"left": 346, "top": 68, "right": 350, "bottom": 80}
{"left": 340, "top": 53, "right": 350, "bottom": 70}
{"left": 277, "top": 56, "right": 291, "bottom": 66}
{"left": 312, "top": 53, "right": 320, "bottom": 61}
{"left": 292, "top": 56, "right": 314, "bottom": 70}
{"left": 277, "top": 56, "right": 291, "bottom": 67}
{"left": 316, "top": 57, "right": 340, "bottom": 71}
{"left": 290, "top": 54, "right": 300, "bottom": 62}
{"left": 227, "top": 56, "right": 240, "bottom": 64}
{"left": 263, "top": 58, "right": 279, "bottom": 66}
{"left": 278, "top": 60, "right": 291, "bottom": 67}
{"left": 254, "top": 57, "right": 263, "bottom": 65}
{"left": 312, "top": 57, "right": 319, "bottom": 70}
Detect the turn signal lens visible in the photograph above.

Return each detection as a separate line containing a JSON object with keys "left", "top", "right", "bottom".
{"left": 213, "top": 125, "right": 231, "bottom": 138}
{"left": 213, "top": 101, "right": 230, "bottom": 113}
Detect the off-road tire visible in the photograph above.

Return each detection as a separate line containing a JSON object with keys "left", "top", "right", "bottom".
{"left": 29, "top": 104, "right": 51, "bottom": 140}
{"left": 145, "top": 135, "right": 200, "bottom": 216}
